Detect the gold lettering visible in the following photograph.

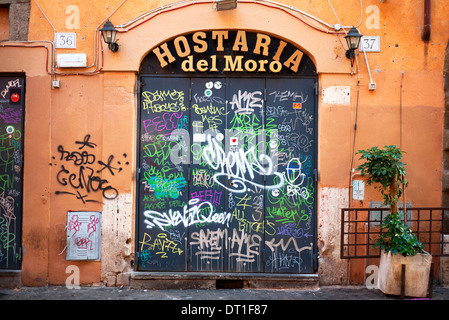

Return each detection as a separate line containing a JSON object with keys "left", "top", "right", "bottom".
{"left": 212, "top": 31, "right": 228, "bottom": 51}
{"left": 197, "top": 59, "right": 209, "bottom": 72}
{"left": 269, "top": 60, "right": 282, "bottom": 73}
{"left": 181, "top": 55, "right": 195, "bottom": 72}
{"left": 283, "top": 49, "right": 303, "bottom": 72}
{"left": 273, "top": 40, "right": 287, "bottom": 61}
{"left": 258, "top": 60, "right": 269, "bottom": 72}
{"left": 253, "top": 33, "right": 271, "bottom": 56}
{"left": 232, "top": 30, "right": 248, "bottom": 52}
{"left": 155, "top": 31, "right": 304, "bottom": 74}
{"left": 193, "top": 31, "right": 208, "bottom": 53}
{"left": 244, "top": 59, "right": 258, "bottom": 72}
{"left": 152, "top": 43, "right": 176, "bottom": 68}
{"left": 223, "top": 55, "right": 243, "bottom": 71}
{"left": 210, "top": 55, "right": 218, "bottom": 72}
{"left": 174, "top": 36, "right": 191, "bottom": 58}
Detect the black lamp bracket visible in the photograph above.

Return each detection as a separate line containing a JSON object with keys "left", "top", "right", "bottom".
{"left": 108, "top": 42, "right": 119, "bottom": 53}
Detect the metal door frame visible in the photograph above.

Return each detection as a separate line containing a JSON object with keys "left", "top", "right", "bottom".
{"left": 0, "top": 73, "right": 26, "bottom": 270}
{"left": 135, "top": 73, "right": 319, "bottom": 273}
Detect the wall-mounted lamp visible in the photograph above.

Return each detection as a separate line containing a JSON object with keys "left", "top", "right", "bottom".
{"left": 344, "top": 26, "right": 362, "bottom": 64}
{"left": 100, "top": 20, "right": 119, "bottom": 52}
{"left": 215, "top": 0, "right": 237, "bottom": 11}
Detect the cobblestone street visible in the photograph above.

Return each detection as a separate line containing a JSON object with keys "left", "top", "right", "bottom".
{"left": 1, "top": 284, "right": 449, "bottom": 300}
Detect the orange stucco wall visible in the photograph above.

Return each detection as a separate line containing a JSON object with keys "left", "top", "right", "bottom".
{"left": 0, "top": 0, "right": 447, "bottom": 286}
{"left": 0, "top": 8, "right": 9, "bottom": 40}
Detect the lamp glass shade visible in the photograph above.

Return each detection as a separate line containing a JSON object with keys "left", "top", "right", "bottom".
{"left": 100, "top": 20, "right": 117, "bottom": 45}
{"left": 344, "top": 27, "right": 362, "bottom": 51}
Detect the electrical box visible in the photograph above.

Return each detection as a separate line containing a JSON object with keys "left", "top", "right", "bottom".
{"left": 57, "top": 53, "right": 87, "bottom": 68}
{"left": 352, "top": 180, "right": 365, "bottom": 201}
{"left": 52, "top": 80, "right": 60, "bottom": 88}
{"left": 66, "top": 211, "right": 101, "bottom": 261}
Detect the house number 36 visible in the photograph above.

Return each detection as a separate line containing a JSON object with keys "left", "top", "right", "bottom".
{"left": 55, "top": 33, "right": 77, "bottom": 49}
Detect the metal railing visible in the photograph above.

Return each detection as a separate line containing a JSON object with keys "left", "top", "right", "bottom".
{"left": 340, "top": 207, "right": 449, "bottom": 259}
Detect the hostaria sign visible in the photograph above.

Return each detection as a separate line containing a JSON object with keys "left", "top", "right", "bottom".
{"left": 141, "top": 30, "right": 316, "bottom": 75}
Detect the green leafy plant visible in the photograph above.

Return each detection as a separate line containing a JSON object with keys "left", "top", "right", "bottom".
{"left": 356, "top": 145, "right": 424, "bottom": 256}
{"left": 373, "top": 212, "right": 424, "bottom": 256}
{"left": 356, "top": 145, "right": 407, "bottom": 214}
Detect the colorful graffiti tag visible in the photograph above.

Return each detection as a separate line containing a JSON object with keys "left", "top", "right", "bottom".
{"left": 0, "top": 76, "right": 24, "bottom": 270}
{"left": 137, "top": 76, "right": 317, "bottom": 273}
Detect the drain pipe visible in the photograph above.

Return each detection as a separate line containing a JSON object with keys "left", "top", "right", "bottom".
{"left": 422, "top": 0, "right": 431, "bottom": 42}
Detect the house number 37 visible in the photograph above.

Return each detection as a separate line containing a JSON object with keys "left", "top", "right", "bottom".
{"left": 359, "top": 36, "right": 380, "bottom": 52}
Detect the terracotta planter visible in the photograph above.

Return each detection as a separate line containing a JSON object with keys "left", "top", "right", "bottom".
{"left": 378, "top": 251, "right": 432, "bottom": 297}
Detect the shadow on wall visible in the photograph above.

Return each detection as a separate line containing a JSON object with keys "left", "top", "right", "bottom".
{"left": 442, "top": 40, "right": 449, "bottom": 232}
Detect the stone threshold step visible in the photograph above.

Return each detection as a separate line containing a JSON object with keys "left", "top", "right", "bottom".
{"left": 130, "top": 272, "right": 319, "bottom": 290}
{"left": 0, "top": 270, "right": 22, "bottom": 289}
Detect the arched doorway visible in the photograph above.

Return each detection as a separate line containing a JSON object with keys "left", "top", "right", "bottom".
{"left": 135, "top": 30, "right": 318, "bottom": 274}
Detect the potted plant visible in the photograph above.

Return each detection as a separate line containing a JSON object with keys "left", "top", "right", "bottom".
{"left": 356, "top": 145, "right": 432, "bottom": 297}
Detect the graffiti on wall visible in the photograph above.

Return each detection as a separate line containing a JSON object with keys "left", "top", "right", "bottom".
{"left": 52, "top": 134, "right": 129, "bottom": 204}
{"left": 138, "top": 77, "right": 316, "bottom": 273}
{"left": 0, "top": 77, "right": 24, "bottom": 270}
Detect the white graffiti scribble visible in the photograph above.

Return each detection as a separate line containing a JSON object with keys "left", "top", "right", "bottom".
{"left": 284, "top": 158, "right": 310, "bottom": 202}
{"left": 144, "top": 198, "right": 231, "bottom": 230}
{"left": 229, "top": 90, "right": 263, "bottom": 114}
{"left": 1, "top": 79, "right": 21, "bottom": 99}
{"left": 202, "top": 135, "right": 284, "bottom": 193}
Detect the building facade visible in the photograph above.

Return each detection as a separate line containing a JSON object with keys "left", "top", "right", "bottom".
{"left": 0, "top": 0, "right": 447, "bottom": 288}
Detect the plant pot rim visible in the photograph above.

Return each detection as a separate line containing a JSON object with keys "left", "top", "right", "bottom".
{"left": 381, "top": 250, "right": 431, "bottom": 257}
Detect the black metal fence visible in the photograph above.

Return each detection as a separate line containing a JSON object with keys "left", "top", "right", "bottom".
{"left": 340, "top": 207, "right": 449, "bottom": 259}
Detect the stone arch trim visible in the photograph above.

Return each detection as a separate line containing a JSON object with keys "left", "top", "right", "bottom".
{"left": 138, "top": 30, "right": 317, "bottom": 76}
{"left": 103, "top": 2, "right": 350, "bottom": 74}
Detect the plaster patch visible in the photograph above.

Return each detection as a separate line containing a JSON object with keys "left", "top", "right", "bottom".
{"left": 101, "top": 193, "right": 133, "bottom": 280}
{"left": 318, "top": 187, "right": 349, "bottom": 285}
{"left": 321, "top": 86, "right": 351, "bottom": 105}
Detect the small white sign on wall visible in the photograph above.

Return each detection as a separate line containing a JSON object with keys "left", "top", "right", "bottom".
{"left": 359, "top": 36, "right": 380, "bottom": 52}
{"left": 66, "top": 211, "right": 101, "bottom": 261}
{"left": 55, "top": 33, "right": 77, "bottom": 49}
{"left": 321, "top": 86, "right": 351, "bottom": 105}
{"left": 353, "top": 180, "right": 365, "bottom": 201}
